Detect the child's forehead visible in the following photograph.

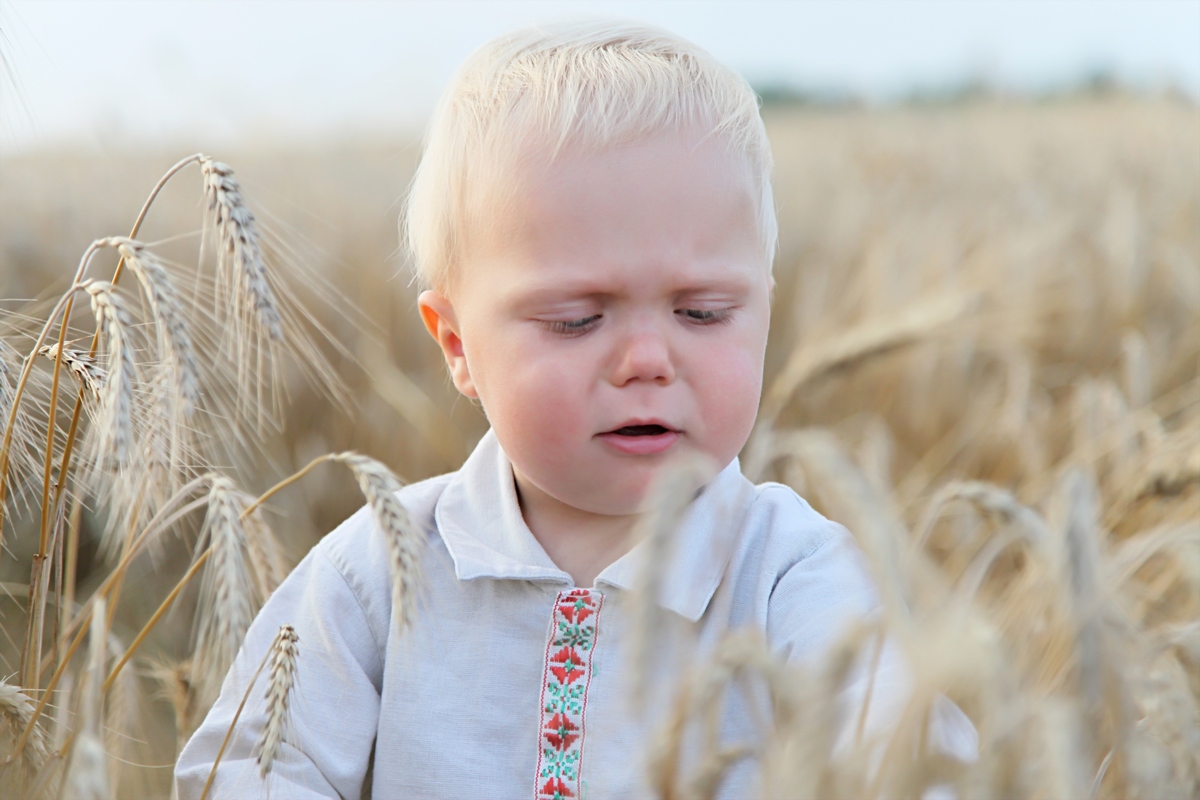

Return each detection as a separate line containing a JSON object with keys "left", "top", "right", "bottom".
{"left": 448, "top": 131, "right": 768, "bottom": 301}
{"left": 498, "top": 124, "right": 754, "bottom": 184}
{"left": 478, "top": 135, "right": 744, "bottom": 217}
{"left": 469, "top": 127, "right": 758, "bottom": 232}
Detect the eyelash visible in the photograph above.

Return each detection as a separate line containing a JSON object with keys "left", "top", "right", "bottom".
{"left": 677, "top": 308, "right": 732, "bottom": 325}
{"left": 544, "top": 315, "right": 601, "bottom": 335}
{"left": 543, "top": 309, "right": 732, "bottom": 336}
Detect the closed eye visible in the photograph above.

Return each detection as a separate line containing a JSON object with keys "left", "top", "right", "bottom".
{"left": 544, "top": 315, "right": 601, "bottom": 336}
{"left": 677, "top": 308, "right": 732, "bottom": 325}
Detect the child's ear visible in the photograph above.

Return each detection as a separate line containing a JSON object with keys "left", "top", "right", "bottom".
{"left": 417, "top": 290, "right": 478, "bottom": 399}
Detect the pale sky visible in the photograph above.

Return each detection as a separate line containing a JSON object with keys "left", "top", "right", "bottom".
{"left": 1, "top": 0, "right": 1197, "bottom": 153}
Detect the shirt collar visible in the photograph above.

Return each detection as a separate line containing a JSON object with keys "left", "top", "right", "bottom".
{"left": 433, "top": 429, "right": 756, "bottom": 621}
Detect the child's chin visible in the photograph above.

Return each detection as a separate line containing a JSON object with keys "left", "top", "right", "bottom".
{"left": 610, "top": 459, "right": 718, "bottom": 516}
{"left": 567, "top": 477, "right": 658, "bottom": 517}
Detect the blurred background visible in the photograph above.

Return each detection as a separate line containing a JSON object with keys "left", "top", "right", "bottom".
{"left": 1, "top": 2, "right": 1197, "bottom": 796}
{"left": 2, "top": 0, "right": 1198, "bottom": 151}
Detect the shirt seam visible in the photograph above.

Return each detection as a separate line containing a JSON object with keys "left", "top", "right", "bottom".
{"left": 796, "top": 524, "right": 839, "bottom": 561}
{"left": 317, "top": 546, "right": 387, "bottom": 674}
{"left": 752, "top": 483, "right": 840, "bottom": 560}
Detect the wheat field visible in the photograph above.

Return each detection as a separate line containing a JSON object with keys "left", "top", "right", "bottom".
{"left": 0, "top": 94, "right": 1197, "bottom": 798}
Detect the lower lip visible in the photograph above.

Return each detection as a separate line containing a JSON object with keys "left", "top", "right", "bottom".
{"left": 596, "top": 430, "right": 681, "bottom": 455}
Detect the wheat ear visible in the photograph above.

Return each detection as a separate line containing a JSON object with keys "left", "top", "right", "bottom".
{"left": 198, "top": 622, "right": 289, "bottom": 800}
{"left": 147, "top": 658, "right": 197, "bottom": 757}
{"left": 243, "top": 506, "right": 287, "bottom": 602}
{"left": 84, "top": 281, "right": 137, "bottom": 471}
{"left": 0, "top": 678, "right": 49, "bottom": 790}
{"left": 759, "top": 289, "right": 977, "bottom": 424}
{"left": 332, "top": 453, "right": 422, "bottom": 632}
{"left": 201, "top": 159, "right": 283, "bottom": 342}
{"left": 253, "top": 624, "right": 300, "bottom": 779}
{"left": 913, "top": 479, "right": 1053, "bottom": 559}
{"left": 910, "top": 480, "right": 1064, "bottom": 607}
{"left": 38, "top": 343, "right": 104, "bottom": 402}
{"left": 1137, "top": 444, "right": 1200, "bottom": 499}
{"left": 114, "top": 239, "right": 200, "bottom": 416}
{"left": 193, "top": 475, "right": 260, "bottom": 706}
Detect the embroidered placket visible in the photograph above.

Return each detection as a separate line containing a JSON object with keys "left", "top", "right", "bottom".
{"left": 535, "top": 588, "right": 604, "bottom": 800}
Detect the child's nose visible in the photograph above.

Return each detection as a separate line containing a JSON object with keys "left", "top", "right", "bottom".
{"left": 609, "top": 325, "right": 675, "bottom": 386}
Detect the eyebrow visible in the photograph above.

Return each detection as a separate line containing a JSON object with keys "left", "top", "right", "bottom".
{"left": 508, "top": 274, "right": 755, "bottom": 305}
{"left": 509, "top": 283, "right": 611, "bottom": 305}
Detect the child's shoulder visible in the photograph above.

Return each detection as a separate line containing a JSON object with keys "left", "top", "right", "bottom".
{"left": 309, "top": 470, "right": 456, "bottom": 593}
{"left": 742, "top": 479, "right": 854, "bottom": 567}
{"left": 738, "top": 479, "right": 878, "bottom": 660}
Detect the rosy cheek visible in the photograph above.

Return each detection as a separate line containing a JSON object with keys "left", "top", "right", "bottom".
{"left": 493, "top": 353, "right": 586, "bottom": 454}
{"left": 697, "top": 346, "right": 762, "bottom": 449}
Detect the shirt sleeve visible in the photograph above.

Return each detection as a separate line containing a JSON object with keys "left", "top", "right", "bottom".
{"left": 765, "top": 514, "right": 978, "bottom": 775}
{"left": 766, "top": 520, "right": 879, "bottom": 664}
{"left": 174, "top": 529, "right": 385, "bottom": 800}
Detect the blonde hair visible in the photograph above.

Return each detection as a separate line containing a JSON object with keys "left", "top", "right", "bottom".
{"left": 404, "top": 20, "right": 777, "bottom": 293}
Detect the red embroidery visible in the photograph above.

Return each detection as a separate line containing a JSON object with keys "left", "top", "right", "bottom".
{"left": 549, "top": 647, "right": 586, "bottom": 684}
{"left": 540, "top": 778, "right": 572, "bottom": 800}
{"left": 544, "top": 713, "right": 580, "bottom": 750}
{"left": 535, "top": 589, "right": 603, "bottom": 800}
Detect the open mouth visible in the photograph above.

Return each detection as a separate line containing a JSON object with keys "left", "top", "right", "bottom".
{"left": 610, "top": 424, "right": 672, "bottom": 437}
{"left": 597, "top": 422, "right": 681, "bottom": 455}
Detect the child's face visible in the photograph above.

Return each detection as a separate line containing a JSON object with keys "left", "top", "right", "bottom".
{"left": 420, "top": 129, "right": 771, "bottom": 516}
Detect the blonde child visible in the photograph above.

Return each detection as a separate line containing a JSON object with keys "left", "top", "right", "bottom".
{"left": 176, "top": 21, "right": 967, "bottom": 799}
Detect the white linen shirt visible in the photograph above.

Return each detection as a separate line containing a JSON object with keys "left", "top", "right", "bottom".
{"left": 175, "top": 429, "right": 883, "bottom": 799}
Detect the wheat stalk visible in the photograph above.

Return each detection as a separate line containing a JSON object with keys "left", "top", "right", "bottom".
{"left": 82, "top": 273, "right": 192, "bottom": 560}
{"left": 62, "top": 734, "right": 106, "bottom": 800}
{"left": 628, "top": 454, "right": 717, "bottom": 705}
{"left": 101, "top": 627, "right": 142, "bottom": 798}
{"left": 744, "top": 289, "right": 979, "bottom": 482}
{"left": 253, "top": 624, "right": 299, "bottom": 779}
{"left": 0, "top": 337, "right": 45, "bottom": 508}
{"left": 1060, "top": 469, "right": 1107, "bottom": 748}
{"left": 61, "top": 598, "right": 110, "bottom": 800}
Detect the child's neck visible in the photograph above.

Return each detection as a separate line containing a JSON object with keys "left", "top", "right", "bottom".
{"left": 512, "top": 469, "right": 636, "bottom": 588}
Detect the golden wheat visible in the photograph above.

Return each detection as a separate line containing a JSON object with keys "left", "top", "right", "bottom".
{"left": 253, "top": 624, "right": 299, "bottom": 779}
{"left": 0, "top": 96, "right": 1194, "bottom": 798}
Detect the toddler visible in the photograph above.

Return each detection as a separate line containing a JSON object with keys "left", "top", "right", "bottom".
{"left": 176, "top": 21, "right": 936, "bottom": 799}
